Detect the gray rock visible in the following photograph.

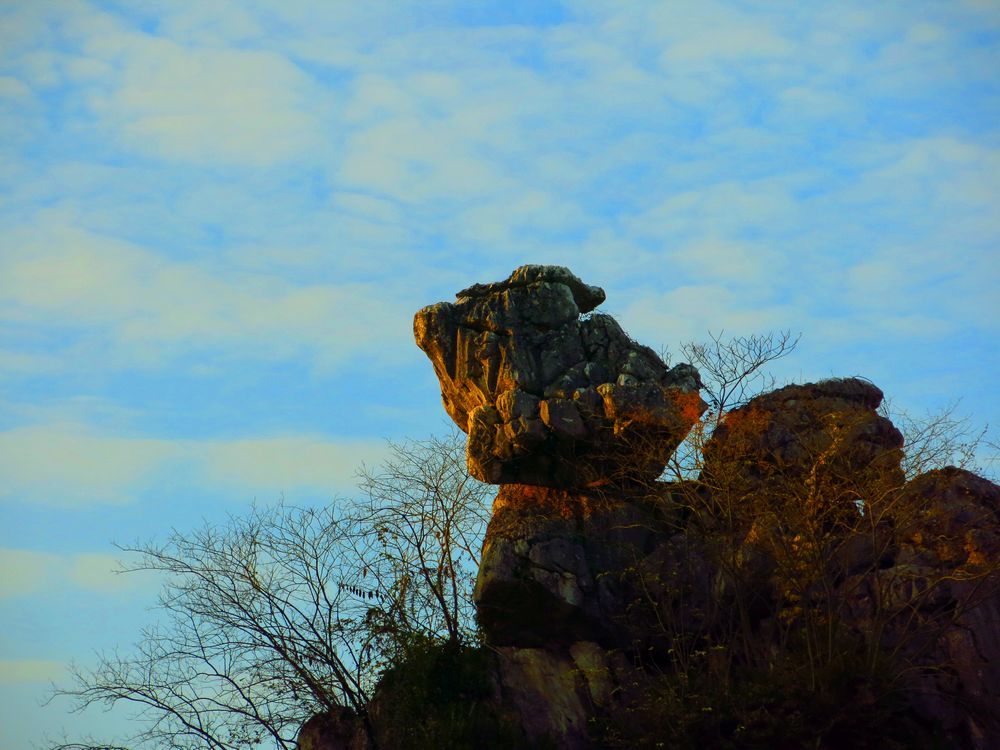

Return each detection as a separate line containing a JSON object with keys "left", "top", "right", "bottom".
{"left": 474, "top": 483, "right": 698, "bottom": 651}
{"left": 414, "top": 265, "right": 706, "bottom": 487}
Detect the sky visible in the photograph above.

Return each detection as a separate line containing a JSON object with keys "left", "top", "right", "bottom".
{"left": 1, "top": 0, "right": 998, "bottom": 747}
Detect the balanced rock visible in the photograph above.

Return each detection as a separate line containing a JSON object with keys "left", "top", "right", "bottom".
{"left": 414, "top": 265, "right": 705, "bottom": 487}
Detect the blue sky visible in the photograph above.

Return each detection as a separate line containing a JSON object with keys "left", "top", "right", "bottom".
{"left": 1, "top": 1, "right": 998, "bottom": 746}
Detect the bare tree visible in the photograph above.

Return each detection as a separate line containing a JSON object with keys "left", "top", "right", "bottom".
{"left": 662, "top": 330, "right": 800, "bottom": 482}
{"left": 47, "top": 432, "right": 490, "bottom": 750}
{"left": 880, "top": 398, "right": 992, "bottom": 480}
{"left": 345, "top": 433, "right": 491, "bottom": 662}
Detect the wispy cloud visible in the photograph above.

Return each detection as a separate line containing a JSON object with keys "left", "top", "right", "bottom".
{"left": 0, "top": 219, "right": 415, "bottom": 372}
{"left": 0, "top": 549, "right": 59, "bottom": 599}
{"left": 0, "top": 548, "right": 148, "bottom": 598}
{"left": 89, "top": 37, "right": 327, "bottom": 166}
{"left": 0, "top": 423, "right": 390, "bottom": 507}
{"left": 0, "top": 659, "right": 65, "bottom": 684}
{"left": 201, "top": 435, "right": 389, "bottom": 492}
{"left": 0, "top": 426, "right": 178, "bottom": 507}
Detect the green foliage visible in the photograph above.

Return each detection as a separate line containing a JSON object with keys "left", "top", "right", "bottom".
{"left": 374, "top": 637, "right": 523, "bottom": 750}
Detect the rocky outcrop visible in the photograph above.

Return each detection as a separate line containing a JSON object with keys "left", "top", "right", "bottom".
{"left": 414, "top": 265, "right": 705, "bottom": 487}
{"left": 296, "top": 709, "right": 365, "bottom": 750}
{"left": 701, "top": 378, "right": 905, "bottom": 511}
{"left": 883, "top": 468, "right": 1000, "bottom": 750}
{"left": 300, "top": 267, "right": 1000, "bottom": 750}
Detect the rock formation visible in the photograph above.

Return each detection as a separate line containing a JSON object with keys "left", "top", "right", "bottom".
{"left": 877, "top": 468, "right": 1000, "bottom": 747}
{"left": 702, "top": 377, "right": 906, "bottom": 495}
{"left": 300, "top": 265, "right": 1000, "bottom": 750}
{"left": 413, "top": 265, "right": 705, "bottom": 487}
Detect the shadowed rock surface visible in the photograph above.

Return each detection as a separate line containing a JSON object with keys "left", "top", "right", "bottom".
{"left": 474, "top": 482, "right": 686, "bottom": 650}
{"left": 882, "top": 468, "right": 1000, "bottom": 749}
{"left": 414, "top": 265, "right": 705, "bottom": 487}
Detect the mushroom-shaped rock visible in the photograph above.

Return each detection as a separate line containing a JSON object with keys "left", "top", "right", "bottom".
{"left": 414, "top": 265, "right": 706, "bottom": 487}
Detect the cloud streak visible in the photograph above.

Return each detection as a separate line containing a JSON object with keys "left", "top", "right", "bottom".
{"left": 0, "top": 218, "right": 415, "bottom": 373}
{"left": 0, "top": 548, "right": 151, "bottom": 598}
{"left": 0, "top": 423, "right": 391, "bottom": 507}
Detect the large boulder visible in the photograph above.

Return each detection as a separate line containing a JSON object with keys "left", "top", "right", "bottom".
{"left": 701, "top": 378, "right": 905, "bottom": 529}
{"left": 414, "top": 265, "right": 705, "bottom": 488}
{"left": 296, "top": 707, "right": 365, "bottom": 750}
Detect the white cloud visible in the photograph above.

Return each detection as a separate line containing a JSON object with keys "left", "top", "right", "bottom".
{"left": 0, "top": 423, "right": 392, "bottom": 507}
{"left": 338, "top": 115, "right": 514, "bottom": 202}
{"left": 147, "top": 0, "right": 266, "bottom": 46}
{"left": 620, "top": 284, "right": 796, "bottom": 349}
{"left": 0, "top": 547, "right": 152, "bottom": 597}
{"left": 627, "top": 178, "right": 802, "bottom": 244}
{"left": 331, "top": 191, "right": 403, "bottom": 224}
{"left": 452, "top": 189, "right": 589, "bottom": 246}
{"left": 90, "top": 37, "right": 325, "bottom": 165}
{"left": 677, "top": 238, "right": 785, "bottom": 283}
{"left": 3, "top": 1, "right": 328, "bottom": 166}
{"left": 202, "top": 436, "right": 392, "bottom": 492}
{"left": 67, "top": 553, "right": 143, "bottom": 594}
{"left": 0, "top": 351, "right": 62, "bottom": 378}
{"left": 0, "top": 220, "right": 415, "bottom": 372}
{"left": 855, "top": 138, "right": 1000, "bottom": 220}
{"left": 0, "top": 549, "right": 59, "bottom": 599}
{"left": 771, "top": 86, "right": 859, "bottom": 126}
{"left": 0, "top": 425, "right": 179, "bottom": 506}
{"left": 662, "top": 25, "right": 794, "bottom": 63}
{"left": 0, "top": 76, "right": 31, "bottom": 99}
{"left": 0, "top": 659, "right": 65, "bottom": 684}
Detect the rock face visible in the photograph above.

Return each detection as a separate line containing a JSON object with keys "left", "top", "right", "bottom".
{"left": 414, "top": 265, "right": 705, "bottom": 487}
{"left": 887, "top": 468, "right": 1000, "bottom": 750}
{"left": 296, "top": 709, "right": 365, "bottom": 750}
{"left": 475, "top": 483, "right": 682, "bottom": 650}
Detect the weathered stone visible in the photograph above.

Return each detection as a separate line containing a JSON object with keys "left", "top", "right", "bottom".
{"left": 539, "top": 398, "right": 587, "bottom": 440}
{"left": 495, "top": 646, "right": 592, "bottom": 749}
{"left": 414, "top": 265, "right": 706, "bottom": 487}
{"left": 701, "top": 377, "right": 905, "bottom": 527}
{"left": 490, "top": 640, "right": 635, "bottom": 749}
{"left": 887, "top": 468, "right": 1000, "bottom": 749}
{"left": 456, "top": 265, "right": 607, "bottom": 313}
{"left": 474, "top": 482, "right": 694, "bottom": 651}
